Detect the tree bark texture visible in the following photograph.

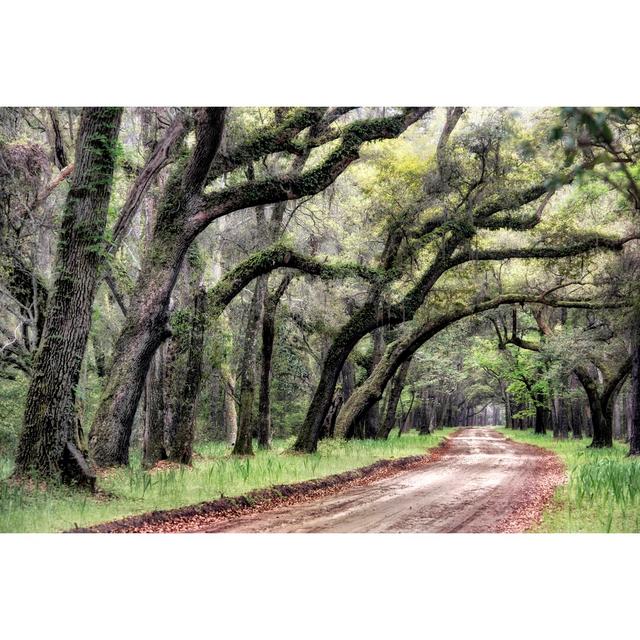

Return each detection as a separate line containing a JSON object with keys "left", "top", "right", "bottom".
{"left": 14, "top": 107, "right": 123, "bottom": 485}
{"left": 89, "top": 108, "right": 226, "bottom": 466}
{"left": 167, "top": 286, "right": 207, "bottom": 464}
{"left": 142, "top": 349, "right": 167, "bottom": 467}
{"left": 378, "top": 357, "right": 412, "bottom": 439}
{"left": 232, "top": 278, "right": 266, "bottom": 455}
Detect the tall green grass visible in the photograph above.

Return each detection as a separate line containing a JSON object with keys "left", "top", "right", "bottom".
{"left": 0, "top": 430, "right": 451, "bottom": 533}
{"left": 500, "top": 429, "right": 640, "bottom": 532}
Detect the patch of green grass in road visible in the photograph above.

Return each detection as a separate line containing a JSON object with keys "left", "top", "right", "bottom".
{"left": 0, "top": 429, "right": 452, "bottom": 533}
{"left": 499, "top": 428, "right": 640, "bottom": 533}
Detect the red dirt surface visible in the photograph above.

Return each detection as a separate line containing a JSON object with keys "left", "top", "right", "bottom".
{"left": 71, "top": 428, "right": 565, "bottom": 533}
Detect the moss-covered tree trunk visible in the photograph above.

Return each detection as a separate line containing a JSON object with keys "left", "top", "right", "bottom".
{"left": 294, "top": 304, "right": 379, "bottom": 452}
{"left": 141, "top": 135, "right": 170, "bottom": 468}
{"left": 89, "top": 108, "right": 226, "bottom": 467}
{"left": 142, "top": 349, "right": 167, "bottom": 467}
{"left": 14, "top": 107, "right": 122, "bottom": 485}
{"left": 89, "top": 218, "right": 192, "bottom": 465}
{"left": 232, "top": 278, "right": 266, "bottom": 456}
{"left": 363, "top": 328, "right": 385, "bottom": 438}
{"left": 574, "top": 368, "right": 611, "bottom": 447}
{"left": 168, "top": 286, "right": 207, "bottom": 464}
{"left": 378, "top": 357, "right": 412, "bottom": 439}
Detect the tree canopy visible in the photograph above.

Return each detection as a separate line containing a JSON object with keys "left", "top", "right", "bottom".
{"left": 1, "top": 106, "right": 640, "bottom": 484}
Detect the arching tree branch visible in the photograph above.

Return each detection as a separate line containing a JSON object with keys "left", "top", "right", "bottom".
{"left": 208, "top": 244, "right": 383, "bottom": 316}
{"left": 191, "top": 108, "right": 432, "bottom": 234}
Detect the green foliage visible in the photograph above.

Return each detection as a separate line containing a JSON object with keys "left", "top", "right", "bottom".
{"left": 271, "top": 315, "right": 314, "bottom": 436}
{"left": 503, "top": 429, "right": 640, "bottom": 532}
{"left": 0, "top": 376, "right": 27, "bottom": 458}
{"left": 3, "top": 106, "right": 639, "bottom": 526}
{"left": 169, "top": 307, "right": 194, "bottom": 343}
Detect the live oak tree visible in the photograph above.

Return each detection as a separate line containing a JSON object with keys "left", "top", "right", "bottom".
{"left": 13, "top": 108, "right": 123, "bottom": 485}
{"left": 3, "top": 106, "right": 640, "bottom": 484}
{"left": 552, "top": 108, "right": 640, "bottom": 452}
{"left": 334, "top": 294, "right": 617, "bottom": 439}
{"left": 4, "top": 108, "right": 190, "bottom": 480}
{"left": 492, "top": 304, "right": 631, "bottom": 447}
{"left": 293, "top": 110, "right": 639, "bottom": 452}
{"left": 88, "top": 107, "right": 430, "bottom": 466}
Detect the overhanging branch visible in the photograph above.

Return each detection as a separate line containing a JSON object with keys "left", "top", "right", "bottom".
{"left": 208, "top": 244, "right": 383, "bottom": 316}
{"left": 192, "top": 108, "right": 432, "bottom": 235}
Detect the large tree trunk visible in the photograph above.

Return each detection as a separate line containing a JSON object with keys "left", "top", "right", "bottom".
{"left": 14, "top": 107, "right": 122, "bottom": 486}
{"left": 167, "top": 286, "right": 207, "bottom": 464}
{"left": 89, "top": 109, "right": 423, "bottom": 466}
{"left": 294, "top": 304, "right": 379, "bottom": 451}
{"left": 378, "top": 357, "right": 412, "bottom": 439}
{"left": 574, "top": 368, "right": 611, "bottom": 448}
{"left": 363, "top": 328, "right": 385, "bottom": 438}
{"left": 88, "top": 215, "right": 194, "bottom": 466}
{"left": 141, "top": 129, "right": 171, "bottom": 468}
{"left": 89, "top": 108, "right": 226, "bottom": 467}
{"left": 142, "top": 349, "right": 167, "bottom": 467}
{"left": 574, "top": 359, "right": 630, "bottom": 449}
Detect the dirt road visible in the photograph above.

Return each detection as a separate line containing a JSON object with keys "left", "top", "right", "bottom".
{"left": 197, "top": 428, "right": 564, "bottom": 533}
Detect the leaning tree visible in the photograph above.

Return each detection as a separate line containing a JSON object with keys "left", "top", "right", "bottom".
{"left": 88, "top": 107, "right": 431, "bottom": 466}
{"left": 292, "top": 109, "right": 639, "bottom": 452}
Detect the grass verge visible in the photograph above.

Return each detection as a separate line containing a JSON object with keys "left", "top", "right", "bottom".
{"left": 500, "top": 428, "right": 640, "bottom": 533}
{"left": 0, "top": 429, "right": 452, "bottom": 533}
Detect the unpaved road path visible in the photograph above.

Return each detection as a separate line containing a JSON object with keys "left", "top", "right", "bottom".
{"left": 198, "top": 428, "right": 564, "bottom": 533}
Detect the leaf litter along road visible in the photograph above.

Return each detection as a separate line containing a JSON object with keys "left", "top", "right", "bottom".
{"left": 78, "top": 428, "right": 566, "bottom": 533}
{"left": 197, "top": 428, "right": 566, "bottom": 533}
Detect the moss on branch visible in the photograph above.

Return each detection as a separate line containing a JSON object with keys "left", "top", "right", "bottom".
{"left": 196, "top": 109, "right": 431, "bottom": 232}
{"left": 207, "top": 244, "right": 385, "bottom": 316}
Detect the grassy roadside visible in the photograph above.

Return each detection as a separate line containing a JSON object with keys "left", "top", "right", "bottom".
{"left": 0, "top": 429, "right": 452, "bottom": 533}
{"left": 499, "top": 428, "right": 640, "bottom": 533}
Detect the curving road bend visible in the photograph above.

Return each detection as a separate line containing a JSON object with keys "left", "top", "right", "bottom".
{"left": 199, "top": 428, "right": 559, "bottom": 533}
